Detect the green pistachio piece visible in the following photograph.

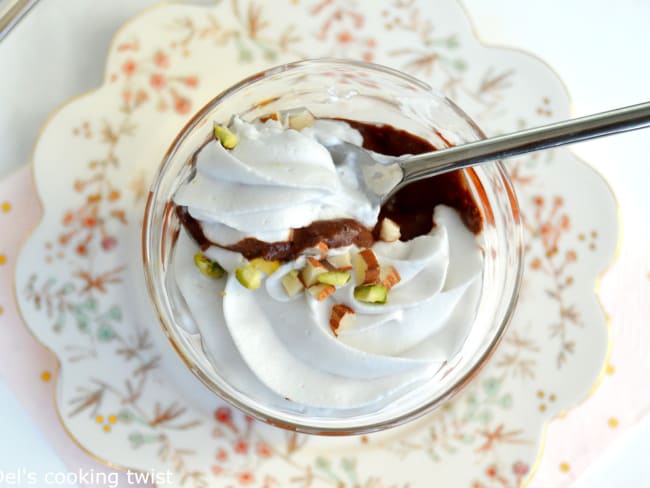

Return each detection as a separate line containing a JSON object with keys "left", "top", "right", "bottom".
{"left": 214, "top": 124, "right": 238, "bottom": 149}
{"left": 354, "top": 284, "right": 388, "bottom": 304}
{"left": 317, "top": 271, "right": 351, "bottom": 286}
{"left": 235, "top": 264, "right": 262, "bottom": 290}
{"left": 193, "top": 253, "right": 226, "bottom": 279}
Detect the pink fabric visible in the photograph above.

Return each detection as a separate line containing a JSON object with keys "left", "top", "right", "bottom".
{"left": 0, "top": 167, "right": 140, "bottom": 487}
{"left": 530, "top": 218, "right": 650, "bottom": 486}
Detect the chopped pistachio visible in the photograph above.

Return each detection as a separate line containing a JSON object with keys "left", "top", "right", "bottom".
{"left": 193, "top": 253, "right": 226, "bottom": 279}
{"left": 354, "top": 284, "right": 387, "bottom": 304}
{"left": 214, "top": 124, "right": 238, "bottom": 149}
{"left": 250, "top": 257, "right": 281, "bottom": 275}
{"left": 299, "top": 257, "right": 328, "bottom": 286}
{"left": 317, "top": 271, "right": 351, "bottom": 287}
{"left": 235, "top": 265, "right": 262, "bottom": 290}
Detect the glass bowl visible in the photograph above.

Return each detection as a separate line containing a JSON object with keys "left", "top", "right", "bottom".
{"left": 143, "top": 58, "right": 523, "bottom": 435}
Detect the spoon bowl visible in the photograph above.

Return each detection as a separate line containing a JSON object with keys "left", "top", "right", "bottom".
{"left": 329, "top": 101, "right": 650, "bottom": 205}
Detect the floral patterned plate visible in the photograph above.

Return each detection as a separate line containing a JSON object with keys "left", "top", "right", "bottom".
{"left": 15, "top": 1, "right": 618, "bottom": 487}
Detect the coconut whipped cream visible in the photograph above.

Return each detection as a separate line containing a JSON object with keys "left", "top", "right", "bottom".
{"left": 175, "top": 116, "right": 377, "bottom": 245}
{"left": 172, "top": 115, "right": 484, "bottom": 410}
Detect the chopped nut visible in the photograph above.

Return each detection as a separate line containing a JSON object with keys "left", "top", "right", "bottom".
{"left": 281, "top": 270, "right": 304, "bottom": 297}
{"left": 193, "top": 253, "right": 226, "bottom": 279}
{"left": 355, "top": 249, "right": 380, "bottom": 285}
{"left": 326, "top": 251, "right": 352, "bottom": 270}
{"left": 235, "top": 264, "right": 262, "bottom": 290}
{"left": 354, "top": 284, "right": 387, "bottom": 304}
{"left": 379, "top": 217, "right": 401, "bottom": 242}
{"left": 259, "top": 112, "right": 280, "bottom": 122}
{"left": 250, "top": 257, "right": 280, "bottom": 275}
{"left": 287, "top": 110, "right": 316, "bottom": 130}
{"left": 303, "top": 242, "right": 328, "bottom": 258}
{"left": 317, "top": 271, "right": 351, "bottom": 286}
{"left": 214, "top": 124, "right": 238, "bottom": 149}
{"left": 300, "top": 257, "right": 328, "bottom": 287}
{"left": 329, "top": 304, "right": 356, "bottom": 336}
{"left": 379, "top": 265, "right": 401, "bottom": 291}
{"left": 316, "top": 241, "right": 329, "bottom": 258}
{"left": 308, "top": 283, "right": 336, "bottom": 301}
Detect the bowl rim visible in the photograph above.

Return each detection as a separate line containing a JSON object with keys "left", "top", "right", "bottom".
{"left": 142, "top": 57, "right": 524, "bottom": 435}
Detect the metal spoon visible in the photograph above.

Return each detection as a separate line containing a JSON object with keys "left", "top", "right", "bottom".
{"left": 329, "top": 101, "right": 650, "bottom": 205}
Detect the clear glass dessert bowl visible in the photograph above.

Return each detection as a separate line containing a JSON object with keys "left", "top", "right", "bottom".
{"left": 143, "top": 59, "right": 524, "bottom": 434}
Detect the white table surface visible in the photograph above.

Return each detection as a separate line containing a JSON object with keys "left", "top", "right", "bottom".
{"left": 0, "top": 0, "right": 648, "bottom": 486}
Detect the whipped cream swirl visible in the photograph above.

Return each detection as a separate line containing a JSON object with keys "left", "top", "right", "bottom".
{"left": 175, "top": 117, "right": 377, "bottom": 245}
{"left": 173, "top": 117, "right": 483, "bottom": 409}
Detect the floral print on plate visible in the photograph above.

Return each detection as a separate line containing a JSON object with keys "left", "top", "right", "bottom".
{"left": 15, "top": 1, "right": 618, "bottom": 487}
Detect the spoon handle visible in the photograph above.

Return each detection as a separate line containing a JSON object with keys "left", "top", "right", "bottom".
{"left": 401, "top": 101, "right": 650, "bottom": 184}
